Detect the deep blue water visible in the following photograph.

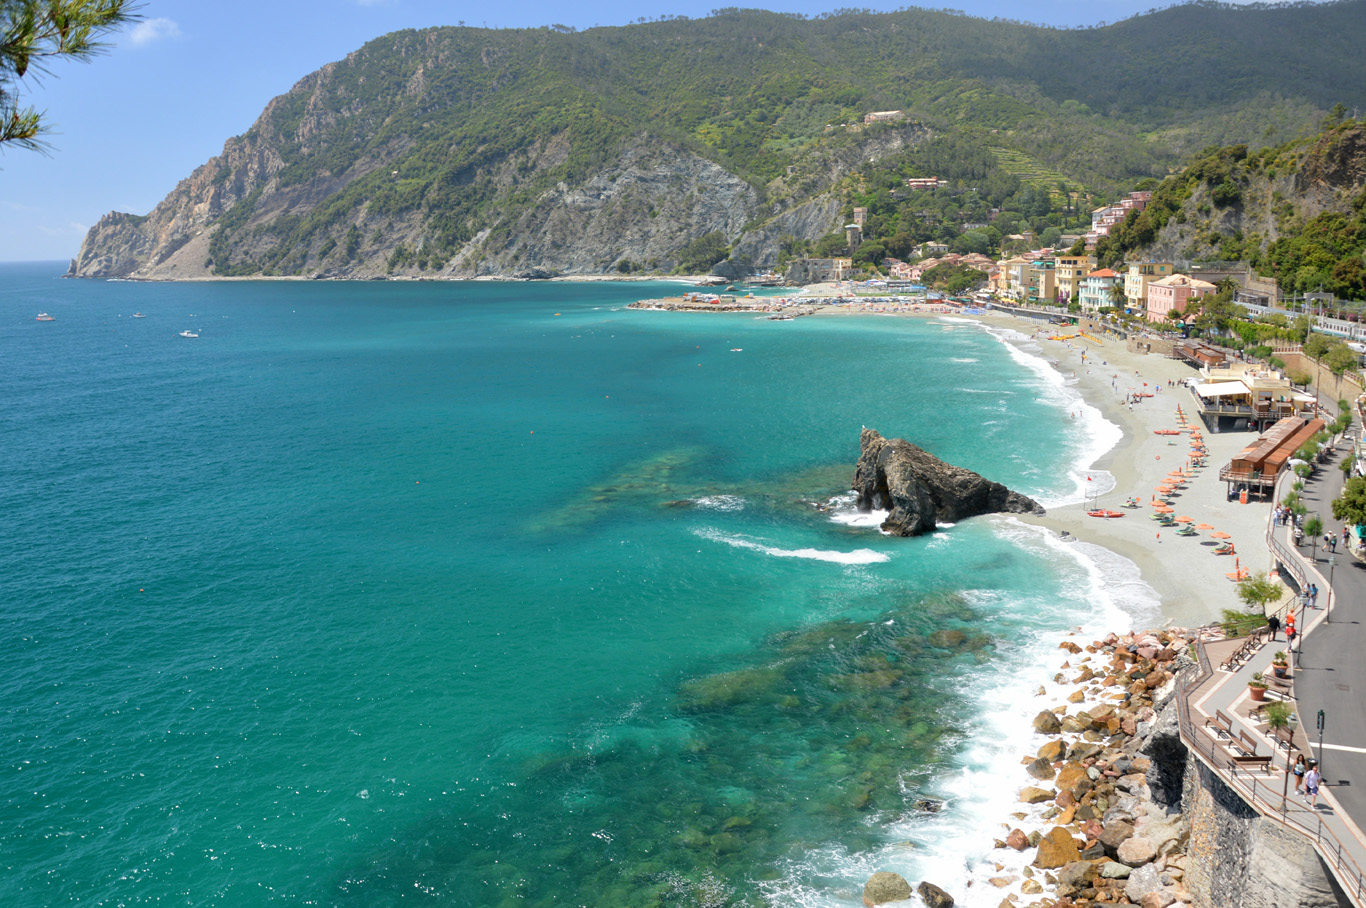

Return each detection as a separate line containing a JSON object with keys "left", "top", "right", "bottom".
{"left": 0, "top": 264, "right": 1139, "bottom": 907}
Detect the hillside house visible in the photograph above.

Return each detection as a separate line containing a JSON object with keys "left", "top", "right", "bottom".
{"left": 1085, "top": 191, "right": 1153, "bottom": 248}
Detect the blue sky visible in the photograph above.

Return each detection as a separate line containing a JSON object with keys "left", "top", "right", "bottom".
{"left": 0, "top": 0, "right": 1276, "bottom": 261}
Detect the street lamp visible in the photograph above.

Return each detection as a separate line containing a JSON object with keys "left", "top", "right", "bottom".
{"left": 1328, "top": 555, "right": 1337, "bottom": 623}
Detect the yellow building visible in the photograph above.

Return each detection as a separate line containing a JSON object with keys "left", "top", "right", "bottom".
{"left": 1000, "top": 256, "right": 1032, "bottom": 300}
{"left": 1123, "top": 261, "right": 1174, "bottom": 311}
{"left": 1028, "top": 260, "right": 1057, "bottom": 303}
{"left": 1055, "top": 254, "right": 1096, "bottom": 306}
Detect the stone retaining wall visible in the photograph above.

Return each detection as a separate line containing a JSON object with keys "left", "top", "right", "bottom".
{"left": 1180, "top": 748, "right": 1351, "bottom": 907}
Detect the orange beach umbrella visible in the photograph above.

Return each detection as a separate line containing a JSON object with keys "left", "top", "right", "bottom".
{"left": 1195, "top": 523, "right": 1215, "bottom": 530}
{"left": 1210, "top": 531, "right": 1232, "bottom": 539}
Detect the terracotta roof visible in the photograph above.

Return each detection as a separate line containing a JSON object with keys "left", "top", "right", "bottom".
{"left": 1086, "top": 268, "right": 1120, "bottom": 278}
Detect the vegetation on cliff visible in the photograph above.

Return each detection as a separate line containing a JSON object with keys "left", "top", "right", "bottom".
{"left": 1098, "top": 114, "right": 1366, "bottom": 301}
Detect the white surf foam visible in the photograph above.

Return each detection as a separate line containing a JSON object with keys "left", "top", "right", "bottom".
{"left": 693, "top": 495, "right": 746, "bottom": 512}
{"left": 823, "top": 492, "right": 889, "bottom": 529}
{"left": 693, "top": 527, "right": 889, "bottom": 564}
{"left": 756, "top": 515, "right": 1160, "bottom": 907}
{"left": 861, "top": 519, "right": 1157, "bottom": 906}
{"left": 948, "top": 318, "right": 1123, "bottom": 509}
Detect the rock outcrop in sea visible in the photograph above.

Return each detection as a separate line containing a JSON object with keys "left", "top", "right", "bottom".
{"left": 851, "top": 428, "right": 1044, "bottom": 536}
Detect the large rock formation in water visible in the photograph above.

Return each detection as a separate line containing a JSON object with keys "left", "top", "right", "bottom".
{"left": 851, "top": 428, "right": 1044, "bottom": 536}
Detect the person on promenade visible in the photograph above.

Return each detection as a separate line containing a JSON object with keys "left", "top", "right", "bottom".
{"left": 1268, "top": 614, "right": 1281, "bottom": 641}
{"left": 1293, "top": 754, "right": 1308, "bottom": 794}
{"left": 1305, "top": 760, "right": 1322, "bottom": 807}
{"left": 1287, "top": 612, "right": 1297, "bottom": 650}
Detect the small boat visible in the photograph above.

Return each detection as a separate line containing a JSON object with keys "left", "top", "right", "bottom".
{"left": 1154, "top": 429, "right": 1181, "bottom": 435}
{"left": 1087, "top": 509, "right": 1126, "bottom": 519}
{"left": 178, "top": 330, "right": 199, "bottom": 338}
{"left": 35, "top": 313, "right": 54, "bottom": 321}
{"left": 132, "top": 312, "right": 146, "bottom": 318}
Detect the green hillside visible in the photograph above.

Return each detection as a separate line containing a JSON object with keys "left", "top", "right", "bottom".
{"left": 1097, "top": 116, "right": 1366, "bottom": 301}
{"left": 70, "top": 2, "right": 1366, "bottom": 279}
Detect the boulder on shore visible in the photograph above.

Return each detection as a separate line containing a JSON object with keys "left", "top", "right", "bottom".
{"left": 917, "top": 880, "right": 955, "bottom": 907}
{"left": 851, "top": 429, "right": 1044, "bottom": 536}
{"left": 862, "top": 871, "right": 913, "bottom": 906}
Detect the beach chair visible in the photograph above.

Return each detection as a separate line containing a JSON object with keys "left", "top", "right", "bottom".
{"left": 1214, "top": 543, "right": 1234, "bottom": 555}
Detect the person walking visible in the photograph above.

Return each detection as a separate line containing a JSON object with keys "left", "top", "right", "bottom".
{"left": 1293, "top": 754, "right": 1308, "bottom": 795}
{"left": 1305, "top": 760, "right": 1322, "bottom": 807}
{"left": 1286, "top": 611, "right": 1297, "bottom": 651}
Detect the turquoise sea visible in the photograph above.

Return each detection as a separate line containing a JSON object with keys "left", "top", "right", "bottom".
{"left": 0, "top": 264, "right": 1154, "bottom": 907}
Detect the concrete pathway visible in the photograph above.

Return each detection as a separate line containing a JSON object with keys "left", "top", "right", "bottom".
{"left": 1180, "top": 431, "right": 1366, "bottom": 903}
{"left": 1288, "top": 436, "right": 1366, "bottom": 839}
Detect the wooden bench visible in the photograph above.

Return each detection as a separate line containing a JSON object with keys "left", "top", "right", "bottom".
{"left": 1229, "top": 753, "right": 1273, "bottom": 770}
{"left": 1237, "top": 730, "right": 1263, "bottom": 757}
{"left": 1205, "top": 709, "right": 1235, "bottom": 740}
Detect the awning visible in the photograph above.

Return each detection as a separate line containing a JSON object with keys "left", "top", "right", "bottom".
{"left": 1191, "top": 381, "right": 1252, "bottom": 398}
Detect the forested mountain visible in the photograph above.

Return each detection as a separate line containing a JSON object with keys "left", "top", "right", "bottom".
{"left": 70, "top": 2, "right": 1366, "bottom": 280}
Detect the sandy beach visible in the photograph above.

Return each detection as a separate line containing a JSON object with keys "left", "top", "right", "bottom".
{"left": 970, "top": 311, "right": 1278, "bottom": 628}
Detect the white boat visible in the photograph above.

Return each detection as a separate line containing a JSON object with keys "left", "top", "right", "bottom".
{"left": 178, "top": 330, "right": 198, "bottom": 338}
{"left": 132, "top": 312, "right": 146, "bottom": 318}
{"left": 35, "top": 313, "right": 54, "bottom": 321}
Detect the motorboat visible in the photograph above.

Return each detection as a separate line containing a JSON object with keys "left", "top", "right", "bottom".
{"left": 178, "top": 330, "right": 199, "bottom": 338}
{"left": 132, "top": 312, "right": 146, "bottom": 318}
{"left": 35, "top": 313, "right": 54, "bottom": 321}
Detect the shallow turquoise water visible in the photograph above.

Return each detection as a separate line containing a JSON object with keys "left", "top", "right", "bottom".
{"left": 0, "top": 265, "right": 1137, "bottom": 907}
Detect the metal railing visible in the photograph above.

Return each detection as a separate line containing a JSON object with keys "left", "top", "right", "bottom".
{"left": 1265, "top": 468, "right": 1335, "bottom": 622}
{"left": 1176, "top": 644, "right": 1366, "bottom": 905}
{"left": 1168, "top": 465, "right": 1361, "bottom": 900}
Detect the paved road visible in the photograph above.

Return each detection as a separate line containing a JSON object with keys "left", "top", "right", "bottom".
{"left": 1285, "top": 437, "right": 1366, "bottom": 832}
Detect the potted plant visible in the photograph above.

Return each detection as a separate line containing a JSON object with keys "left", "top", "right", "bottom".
{"left": 1272, "top": 651, "right": 1290, "bottom": 679}
{"left": 1249, "top": 672, "right": 1269, "bottom": 701}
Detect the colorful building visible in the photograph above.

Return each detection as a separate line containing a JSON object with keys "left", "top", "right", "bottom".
{"left": 1124, "top": 261, "right": 1174, "bottom": 312}
{"left": 1027, "top": 260, "right": 1057, "bottom": 303}
{"left": 1055, "top": 254, "right": 1096, "bottom": 307}
{"left": 1146, "top": 274, "right": 1217, "bottom": 323}
{"left": 1078, "top": 268, "right": 1122, "bottom": 312}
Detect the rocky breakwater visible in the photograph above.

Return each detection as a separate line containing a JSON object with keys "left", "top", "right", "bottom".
{"left": 997, "top": 629, "right": 1196, "bottom": 908}
{"left": 852, "top": 428, "right": 1044, "bottom": 536}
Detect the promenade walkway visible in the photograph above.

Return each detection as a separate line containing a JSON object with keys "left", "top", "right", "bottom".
{"left": 1175, "top": 432, "right": 1366, "bottom": 904}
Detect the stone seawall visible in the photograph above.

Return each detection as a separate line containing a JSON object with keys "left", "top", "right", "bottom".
{"left": 1181, "top": 756, "right": 1351, "bottom": 908}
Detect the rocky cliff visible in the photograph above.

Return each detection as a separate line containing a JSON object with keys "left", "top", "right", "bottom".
{"left": 65, "top": 20, "right": 951, "bottom": 281}
{"left": 67, "top": 5, "right": 1365, "bottom": 282}
{"left": 1107, "top": 124, "right": 1366, "bottom": 274}
{"left": 851, "top": 428, "right": 1044, "bottom": 536}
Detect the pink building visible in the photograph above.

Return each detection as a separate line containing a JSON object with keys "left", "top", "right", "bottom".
{"left": 1145, "top": 274, "right": 1217, "bottom": 323}
{"left": 1085, "top": 191, "right": 1154, "bottom": 249}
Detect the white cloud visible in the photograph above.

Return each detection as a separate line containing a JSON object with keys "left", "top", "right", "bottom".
{"left": 127, "top": 17, "right": 182, "bottom": 47}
